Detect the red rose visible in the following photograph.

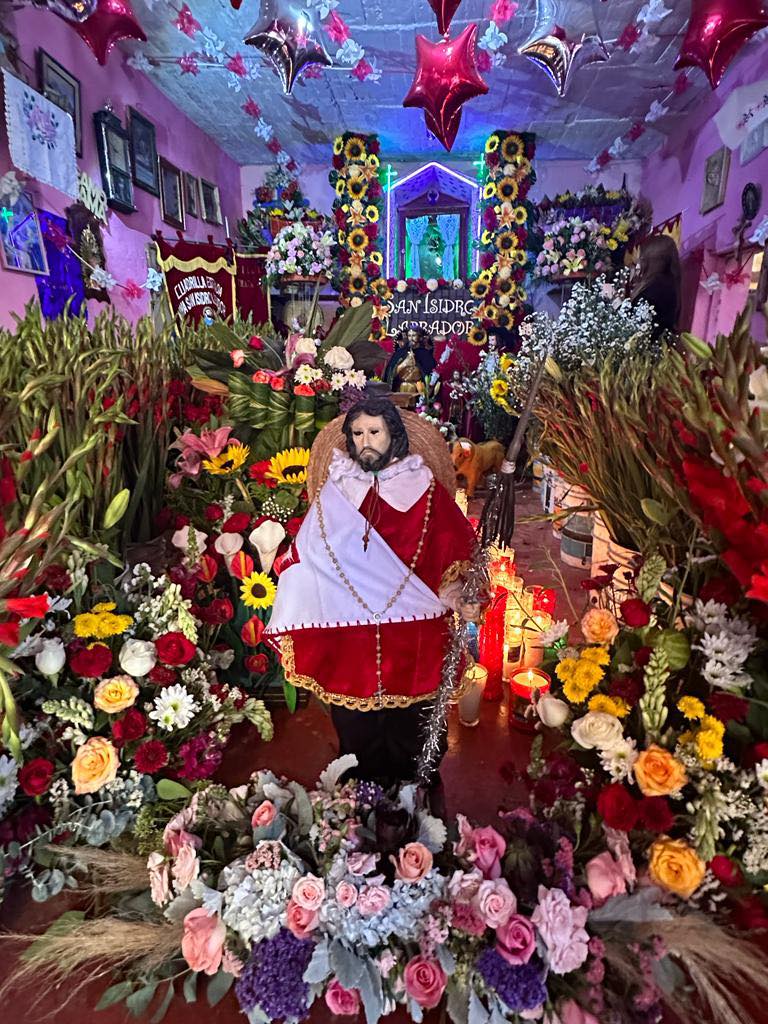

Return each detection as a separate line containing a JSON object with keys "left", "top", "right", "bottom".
{"left": 198, "top": 598, "right": 234, "bottom": 625}
{"left": 620, "top": 598, "right": 651, "bottom": 628}
{"left": 597, "top": 783, "right": 639, "bottom": 831}
{"left": 18, "top": 757, "right": 55, "bottom": 796}
{"left": 149, "top": 664, "right": 178, "bottom": 686}
{"left": 205, "top": 504, "right": 224, "bottom": 522}
{"left": 174, "top": 514, "right": 190, "bottom": 529}
{"left": 270, "top": 376, "right": 286, "bottom": 392}
{"left": 285, "top": 516, "right": 303, "bottom": 537}
{"left": 709, "top": 854, "right": 744, "bottom": 888}
{"left": 133, "top": 739, "right": 169, "bottom": 774}
{"left": 155, "top": 632, "right": 196, "bottom": 666}
{"left": 223, "top": 512, "right": 251, "bottom": 533}
{"left": 249, "top": 335, "right": 264, "bottom": 350}
{"left": 69, "top": 642, "right": 112, "bottom": 678}
{"left": 709, "top": 690, "right": 748, "bottom": 722}
{"left": 244, "top": 653, "right": 268, "bottom": 674}
{"left": 638, "top": 796, "right": 674, "bottom": 834}
{"left": 112, "top": 709, "right": 147, "bottom": 747}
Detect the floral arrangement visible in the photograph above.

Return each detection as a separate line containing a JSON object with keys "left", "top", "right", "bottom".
{"left": 329, "top": 132, "right": 388, "bottom": 340}
{"left": 448, "top": 346, "right": 516, "bottom": 443}
{"left": 265, "top": 221, "right": 334, "bottom": 282}
{"left": 238, "top": 164, "right": 324, "bottom": 249}
{"left": 388, "top": 276, "right": 467, "bottom": 296}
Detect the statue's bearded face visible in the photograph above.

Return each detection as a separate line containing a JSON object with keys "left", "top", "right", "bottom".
{"left": 349, "top": 413, "right": 392, "bottom": 472}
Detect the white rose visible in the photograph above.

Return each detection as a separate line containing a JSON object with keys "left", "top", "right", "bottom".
{"left": 171, "top": 525, "right": 208, "bottom": 556}
{"left": 350, "top": 296, "right": 363, "bottom": 307}
{"left": 452, "top": 279, "right": 464, "bottom": 289}
{"left": 290, "top": 336, "right": 318, "bottom": 367}
{"left": 214, "top": 533, "right": 244, "bottom": 559}
{"left": 571, "top": 712, "right": 625, "bottom": 752}
{"left": 536, "top": 693, "right": 569, "bottom": 729}
{"left": 396, "top": 280, "right": 408, "bottom": 293}
{"left": 35, "top": 638, "right": 66, "bottom": 676}
{"left": 426, "top": 278, "right": 439, "bottom": 292}
{"left": 323, "top": 346, "right": 354, "bottom": 371}
{"left": 119, "top": 639, "right": 157, "bottom": 678}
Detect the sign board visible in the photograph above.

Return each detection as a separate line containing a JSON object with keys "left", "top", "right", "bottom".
{"left": 78, "top": 170, "right": 107, "bottom": 223}
{"left": 383, "top": 285, "right": 475, "bottom": 338}
{"left": 155, "top": 237, "right": 236, "bottom": 324}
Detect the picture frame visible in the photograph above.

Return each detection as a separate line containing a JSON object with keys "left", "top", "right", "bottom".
{"left": 200, "top": 178, "right": 222, "bottom": 225}
{"left": 128, "top": 108, "right": 160, "bottom": 196}
{"left": 94, "top": 109, "right": 135, "bottom": 214}
{"left": 184, "top": 172, "right": 199, "bottom": 219}
{"left": 701, "top": 146, "right": 731, "bottom": 215}
{"left": 0, "top": 190, "right": 49, "bottom": 276}
{"left": 159, "top": 157, "right": 185, "bottom": 230}
{"left": 38, "top": 50, "right": 82, "bottom": 158}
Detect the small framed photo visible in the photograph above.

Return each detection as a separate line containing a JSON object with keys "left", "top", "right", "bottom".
{"left": 184, "top": 172, "right": 199, "bottom": 219}
{"left": 128, "top": 108, "right": 159, "bottom": 196}
{"left": 94, "top": 109, "right": 135, "bottom": 214}
{"left": 38, "top": 50, "right": 82, "bottom": 157}
{"left": 701, "top": 146, "right": 731, "bottom": 215}
{"left": 0, "top": 191, "right": 49, "bottom": 276}
{"left": 200, "top": 179, "right": 222, "bottom": 225}
{"left": 159, "top": 157, "right": 185, "bottom": 230}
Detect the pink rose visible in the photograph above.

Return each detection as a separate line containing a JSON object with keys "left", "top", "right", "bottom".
{"left": 357, "top": 884, "right": 390, "bottom": 916}
{"left": 163, "top": 795, "right": 200, "bottom": 855}
{"left": 147, "top": 852, "right": 170, "bottom": 906}
{"left": 453, "top": 813, "right": 475, "bottom": 858}
{"left": 448, "top": 868, "right": 483, "bottom": 902}
{"left": 230, "top": 348, "right": 245, "bottom": 368}
{"left": 181, "top": 908, "right": 225, "bottom": 975}
{"left": 335, "top": 880, "right": 358, "bottom": 908}
{"left": 292, "top": 874, "right": 325, "bottom": 911}
{"left": 392, "top": 842, "right": 433, "bottom": 883}
{"left": 474, "top": 878, "right": 517, "bottom": 928}
{"left": 325, "top": 979, "right": 361, "bottom": 1016}
{"left": 558, "top": 1000, "right": 600, "bottom": 1024}
{"left": 472, "top": 826, "right": 506, "bottom": 880}
{"left": 251, "top": 799, "right": 277, "bottom": 828}
{"left": 172, "top": 842, "right": 200, "bottom": 892}
{"left": 403, "top": 955, "right": 447, "bottom": 1009}
{"left": 347, "top": 851, "right": 378, "bottom": 875}
{"left": 585, "top": 851, "right": 628, "bottom": 907}
{"left": 285, "top": 898, "right": 319, "bottom": 939}
{"left": 496, "top": 914, "right": 537, "bottom": 965}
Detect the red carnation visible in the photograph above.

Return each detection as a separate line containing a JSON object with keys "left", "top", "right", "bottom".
{"left": 744, "top": 741, "right": 768, "bottom": 769}
{"left": 69, "top": 642, "right": 112, "bottom": 678}
{"left": 133, "top": 739, "right": 169, "bottom": 774}
{"left": 249, "top": 460, "right": 272, "bottom": 483}
{"left": 709, "top": 854, "right": 744, "bottom": 888}
{"left": 285, "top": 515, "right": 303, "bottom": 537}
{"left": 597, "top": 783, "right": 639, "bottom": 831}
{"left": 149, "top": 664, "right": 178, "bottom": 686}
{"left": 0, "top": 620, "right": 20, "bottom": 648}
{"left": 112, "top": 709, "right": 147, "bottom": 747}
{"left": 620, "top": 598, "right": 651, "bottom": 628}
{"left": 609, "top": 673, "right": 644, "bottom": 705}
{"left": 638, "top": 796, "right": 674, "bottom": 834}
{"left": 155, "top": 631, "right": 196, "bottom": 666}
{"left": 709, "top": 690, "right": 748, "bottom": 722}
{"left": 699, "top": 574, "right": 742, "bottom": 606}
{"left": 37, "top": 564, "right": 72, "bottom": 593}
{"left": 174, "top": 514, "right": 190, "bottom": 529}
{"left": 198, "top": 598, "right": 234, "bottom": 625}
{"left": 244, "top": 653, "right": 268, "bottom": 674}
{"left": 634, "top": 646, "right": 652, "bottom": 668}
{"left": 18, "top": 757, "right": 55, "bottom": 797}
{"left": 204, "top": 504, "right": 224, "bottom": 522}
{"left": 4, "top": 594, "right": 49, "bottom": 618}
{"left": 223, "top": 511, "right": 251, "bottom": 533}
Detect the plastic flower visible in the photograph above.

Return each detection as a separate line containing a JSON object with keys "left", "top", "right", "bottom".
{"left": 485, "top": 133, "right": 500, "bottom": 153}
{"left": 240, "top": 572, "right": 277, "bottom": 610}
{"left": 344, "top": 136, "right": 367, "bottom": 161}
{"left": 500, "top": 134, "right": 524, "bottom": 162}
{"left": 149, "top": 684, "right": 200, "bottom": 732}
{"left": 203, "top": 443, "right": 250, "bottom": 475}
{"left": 347, "top": 228, "right": 369, "bottom": 252}
{"left": 266, "top": 447, "right": 310, "bottom": 485}
{"left": 497, "top": 177, "right": 519, "bottom": 202}
{"left": 677, "top": 696, "right": 705, "bottom": 720}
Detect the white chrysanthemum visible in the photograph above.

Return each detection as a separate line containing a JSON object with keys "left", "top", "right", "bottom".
{"left": 756, "top": 759, "right": 768, "bottom": 790}
{"left": 330, "top": 371, "right": 347, "bottom": 392}
{"left": 0, "top": 754, "right": 19, "bottom": 817}
{"left": 344, "top": 369, "right": 366, "bottom": 390}
{"left": 599, "top": 737, "right": 638, "bottom": 781}
{"left": 538, "top": 619, "right": 570, "bottom": 646}
{"left": 294, "top": 364, "right": 323, "bottom": 385}
{"left": 149, "top": 685, "right": 200, "bottom": 731}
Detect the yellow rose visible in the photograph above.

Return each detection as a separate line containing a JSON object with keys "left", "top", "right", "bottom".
{"left": 634, "top": 744, "right": 688, "bottom": 797}
{"left": 71, "top": 737, "right": 120, "bottom": 795}
{"left": 648, "top": 837, "right": 705, "bottom": 899}
{"left": 581, "top": 608, "right": 619, "bottom": 646}
{"left": 93, "top": 674, "right": 139, "bottom": 714}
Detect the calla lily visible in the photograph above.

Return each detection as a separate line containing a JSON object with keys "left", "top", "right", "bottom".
{"left": 249, "top": 520, "right": 286, "bottom": 574}
{"left": 214, "top": 532, "right": 244, "bottom": 560}
{"left": 536, "top": 693, "right": 570, "bottom": 729}
{"left": 171, "top": 526, "right": 208, "bottom": 563}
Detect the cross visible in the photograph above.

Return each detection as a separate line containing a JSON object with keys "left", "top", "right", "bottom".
{"left": 0, "top": 207, "right": 13, "bottom": 225}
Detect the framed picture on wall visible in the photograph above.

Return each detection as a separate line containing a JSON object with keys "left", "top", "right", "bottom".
{"left": 184, "top": 172, "right": 199, "bottom": 219}
{"left": 159, "top": 157, "right": 185, "bottom": 230}
{"left": 200, "top": 179, "right": 222, "bottom": 225}
{"left": 128, "top": 108, "right": 160, "bottom": 196}
{"left": 701, "top": 146, "right": 731, "bottom": 215}
{"left": 94, "top": 109, "right": 135, "bottom": 214}
{"left": 0, "top": 191, "right": 49, "bottom": 275}
{"left": 38, "top": 50, "right": 82, "bottom": 157}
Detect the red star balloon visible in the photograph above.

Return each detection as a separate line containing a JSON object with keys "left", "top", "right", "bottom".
{"left": 427, "top": 0, "right": 463, "bottom": 36}
{"left": 67, "top": 0, "right": 146, "bottom": 65}
{"left": 674, "top": 0, "right": 768, "bottom": 89}
{"left": 403, "top": 24, "right": 488, "bottom": 152}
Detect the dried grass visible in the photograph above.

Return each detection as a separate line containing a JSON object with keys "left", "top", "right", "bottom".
{"left": 46, "top": 846, "right": 149, "bottom": 895}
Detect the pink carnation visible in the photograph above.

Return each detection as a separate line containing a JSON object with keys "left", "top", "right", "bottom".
{"left": 347, "top": 851, "right": 378, "bottom": 876}
{"left": 531, "top": 886, "right": 590, "bottom": 975}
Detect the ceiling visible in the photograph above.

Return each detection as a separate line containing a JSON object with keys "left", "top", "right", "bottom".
{"left": 128, "top": 0, "right": 716, "bottom": 167}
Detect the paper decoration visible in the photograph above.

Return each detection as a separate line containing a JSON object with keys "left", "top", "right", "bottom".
{"left": 78, "top": 170, "right": 108, "bottom": 223}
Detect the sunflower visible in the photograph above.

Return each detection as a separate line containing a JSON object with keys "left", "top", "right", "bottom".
{"left": 335, "top": 180, "right": 347, "bottom": 198}
{"left": 333, "top": 137, "right": 344, "bottom": 155}
{"left": 240, "top": 571, "right": 277, "bottom": 610}
{"left": 513, "top": 248, "right": 528, "bottom": 266}
{"left": 512, "top": 205, "right": 528, "bottom": 225}
{"left": 469, "top": 326, "right": 487, "bottom": 346}
{"left": 496, "top": 231, "right": 518, "bottom": 254}
{"left": 372, "top": 277, "right": 392, "bottom": 299}
{"left": 481, "top": 230, "right": 494, "bottom": 246}
{"left": 483, "top": 182, "right": 497, "bottom": 200}
{"left": 496, "top": 310, "right": 514, "bottom": 330}
{"left": 365, "top": 205, "right": 380, "bottom": 223}
{"left": 367, "top": 154, "right": 380, "bottom": 169}
{"left": 344, "top": 137, "right": 367, "bottom": 162}
{"left": 517, "top": 286, "right": 528, "bottom": 302}
{"left": 470, "top": 278, "right": 490, "bottom": 299}
{"left": 485, "top": 134, "right": 500, "bottom": 153}
{"left": 497, "top": 278, "right": 514, "bottom": 295}
{"left": 500, "top": 134, "right": 524, "bottom": 162}
{"left": 266, "top": 446, "right": 310, "bottom": 485}
{"left": 347, "top": 177, "right": 368, "bottom": 201}
{"left": 480, "top": 303, "right": 499, "bottom": 321}
{"left": 203, "top": 443, "right": 250, "bottom": 476}
{"left": 337, "top": 230, "right": 347, "bottom": 246}
{"left": 348, "top": 228, "right": 369, "bottom": 253}
{"left": 497, "top": 177, "right": 519, "bottom": 202}
{"left": 347, "top": 273, "right": 368, "bottom": 294}
{"left": 490, "top": 379, "right": 509, "bottom": 400}
{"left": 479, "top": 269, "right": 494, "bottom": 283}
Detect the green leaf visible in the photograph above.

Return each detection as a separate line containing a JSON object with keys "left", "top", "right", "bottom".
{"left": 126, "top": 982, "right": 158, "bottom": 1017}
{"left": 183, "top": 972, "right": 198, "bottom": 1004}
{"left": 150, "top": 981, "right": 175, "bottom": 1024}
{"left": 103, "top": 487, "right": 131, "bottom": 530}
{"left": 206, "top": 970, "right": 234, "bottom": 1007}
{"left": 321, "top": 301, "right": 374, "bottom": 352}
{"left": 283, "top": 678, "right": 297, "bottom": 714}
{"left": 96, "top": 981, "right": 134, "bottom": 1011}
{"left": 156, "top": 779, "right": 193, "bottom": 801}
{"left": 681, "top": 333, "right": 712, "bottom": 361}
{"left": 640, "top": 498, "right": 671, "bottom": 527}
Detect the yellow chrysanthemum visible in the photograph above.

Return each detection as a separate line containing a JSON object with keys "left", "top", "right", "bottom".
{"left": 677, "top": 696, "right": 705, "bottom": 720}
{"left": 588, "top": 694, "right": 629, "bottom": 718}
{"left": 607, "top": 238, "right": 618, "bottom": 251}
{"left": 481, "top": 229, "right": 493, "bottom": 246}
{"left": 485, "top": 134, "right": 500, "bottom": 153}
{"left": 347, "top": 178, "right": 368, "bottom": 200}
{"left": 203, "top": 443, "right": 250, "bottom": 476}
{"left": 240, "top": 571, "right": 276, "bottom": 610}
{"left": 555, "top": 658, "right": 579, "bottom": 684}
{"left": 468, "top": 327, "right": 487, "bottom": 347}
{"left": 483, "top": 182, "right": 497, "bottom": 200}
{"left": 344, "top": 137, "right": 367, "bottom": 162}
{"left": 365, "top": 205, "right": 379, "bottom": 223}
{"left": 470, "top": 278, "right": 491, "bottom": 299}
{"left": 581, "top": 647, "right": 610, "bottom": 667}
{"left": 93, "top": 612, "right": 133, "bottom": 638}
{"left": 512, "top": 205, "right": 528, "bottom": 225}
{"left": 497, "top": 177, "right": 519, "bottom": 202}
{"left": 266, "top": 447, "right": 310, "bottom": 486}
{"left": 695, "top": 729, "right": 723, "bottom": 762}
{"left": 500, "top": 134, "right": 524, "bottom": 162}
{"left": 700, "top": 714, "right": 725, "bottom": 737}
{"left": 92, "top": 602, "right": 116, "bottom": 613}
{"left": 333, "top": 137, "right": 344, "bottom": 155}
{"left": 348, "top": 228, "right": 369, "bottom": 253}
{"left": 335, "top": 180, "right": 346, "bottom": 197}
{"left": 73, "top": 613, "right": 101, "bottom": 639}
{"left": 563, "top": 677, "right": 594, "bottom": 704}
{"left": 571, "top": 659, "right": 604, "bottom": 692}
{"left": 490, "top": 380, "right": 509, "bottom": 401}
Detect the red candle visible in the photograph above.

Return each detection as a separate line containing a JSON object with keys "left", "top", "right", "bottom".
{"left": 479, "top": 591, "right": 506, "bottom": 701}
{"left": 534, "top": 587, "right": 557, "bottom": 617}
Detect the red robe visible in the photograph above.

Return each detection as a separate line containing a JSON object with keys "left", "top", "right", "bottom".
{"left": 277, "top": 481, "right": 476, "bottom": 711}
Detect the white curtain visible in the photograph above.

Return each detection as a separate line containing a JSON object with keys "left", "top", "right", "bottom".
{"left": 437, "top": 214, "right": 460, "bottom": 280}
{"left": 405, "top": 216, "right": 429, "bottom": 278}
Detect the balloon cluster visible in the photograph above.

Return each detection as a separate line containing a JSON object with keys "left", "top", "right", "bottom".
{"left": 45, "top": 0, "right": 146, "bottom": 64}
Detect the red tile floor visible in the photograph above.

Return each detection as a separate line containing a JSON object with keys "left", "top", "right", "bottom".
{"left": 0, "top": 485, "right": 591, "bottom": 1023}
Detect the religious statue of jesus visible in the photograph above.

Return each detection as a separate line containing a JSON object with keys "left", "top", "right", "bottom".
{"left": 265, "top": 396, "right": 482, "bottom": 788}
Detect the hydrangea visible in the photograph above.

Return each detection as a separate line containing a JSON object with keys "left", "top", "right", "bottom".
{"left": 221, "top": 860, "right": 300, "bottom": 943}
{"left": 235, "top": 928, "right": 313, "bottom": 1020}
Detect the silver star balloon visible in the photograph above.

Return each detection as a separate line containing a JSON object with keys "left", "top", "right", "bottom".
{"left": 30, "top": 0, "right": 97, "bottom": 21}
{"left": 244, "top": 0, "right": 332, "bottom": 95}
{"left": 519, "top": 25, "right": 609, "bottom": 97}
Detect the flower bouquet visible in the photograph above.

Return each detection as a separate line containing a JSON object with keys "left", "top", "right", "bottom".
{"left": 266, "top": 221, "right": 334, "bottom": 283}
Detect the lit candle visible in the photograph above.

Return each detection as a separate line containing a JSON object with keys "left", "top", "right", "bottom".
{"left": 503, "top": 626, "right": 524, "bottom": 680}
{"left": 458, "top": 663, "right": 488, "bottom": 726}
{"left": 509, "top": 667, "right": 551, "bottom": 699}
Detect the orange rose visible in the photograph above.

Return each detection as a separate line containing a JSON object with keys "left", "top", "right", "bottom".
{"left": 93, "top": 674, "right": 139, "bottom": 714}
{"left": 580, "top": 608, "right": 619, "bottom": 646}
{"left": 648, "top": 836, "right": 705, "bottom": 899}
{"left": 71, "top": 736, "right": 119, "bottom": 795}
{"left": 635, "top": 744, "right": 687, "bottom": 797}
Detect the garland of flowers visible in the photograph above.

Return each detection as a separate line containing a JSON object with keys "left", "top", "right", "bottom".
{"left": 470, "top": 131, "right": 537, "bottom": 347}
{"left": 329, "top": 132, "right": 388, "bottom": 342}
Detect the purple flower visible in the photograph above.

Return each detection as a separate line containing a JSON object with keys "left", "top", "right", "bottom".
{"left": 356, "top": 780, "right": 384, "bottom": 807}
{"left": 235, "top": 929, "right": 314, "bottom": 1020}
{"left": 177, "top": 732, "right": 223, "bottom": 781}
{"left": 476, "top": 950, "right": 547, "bottom": 1012}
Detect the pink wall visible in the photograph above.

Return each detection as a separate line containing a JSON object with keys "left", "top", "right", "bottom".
{"left": 0, "top": 8, "right": 242, "bottom": 327}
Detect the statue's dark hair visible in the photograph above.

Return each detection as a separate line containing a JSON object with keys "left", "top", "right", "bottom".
{"left": 342, "top": 397, "right": 410, "bottom": 462}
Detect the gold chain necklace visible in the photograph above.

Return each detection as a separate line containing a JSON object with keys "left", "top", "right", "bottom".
{"left": 315, "top": 478, "right": 435, "bottom": 704}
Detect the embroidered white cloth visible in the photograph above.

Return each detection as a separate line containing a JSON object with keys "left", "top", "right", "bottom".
{"left": 266, "top": 460, "right": 446, "bottom": 634}
{"left": 327, "top": 450, "right": 432, "bottom": 512}
{"left": 3, "top": 70, "right": 77, "bottom": 198}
